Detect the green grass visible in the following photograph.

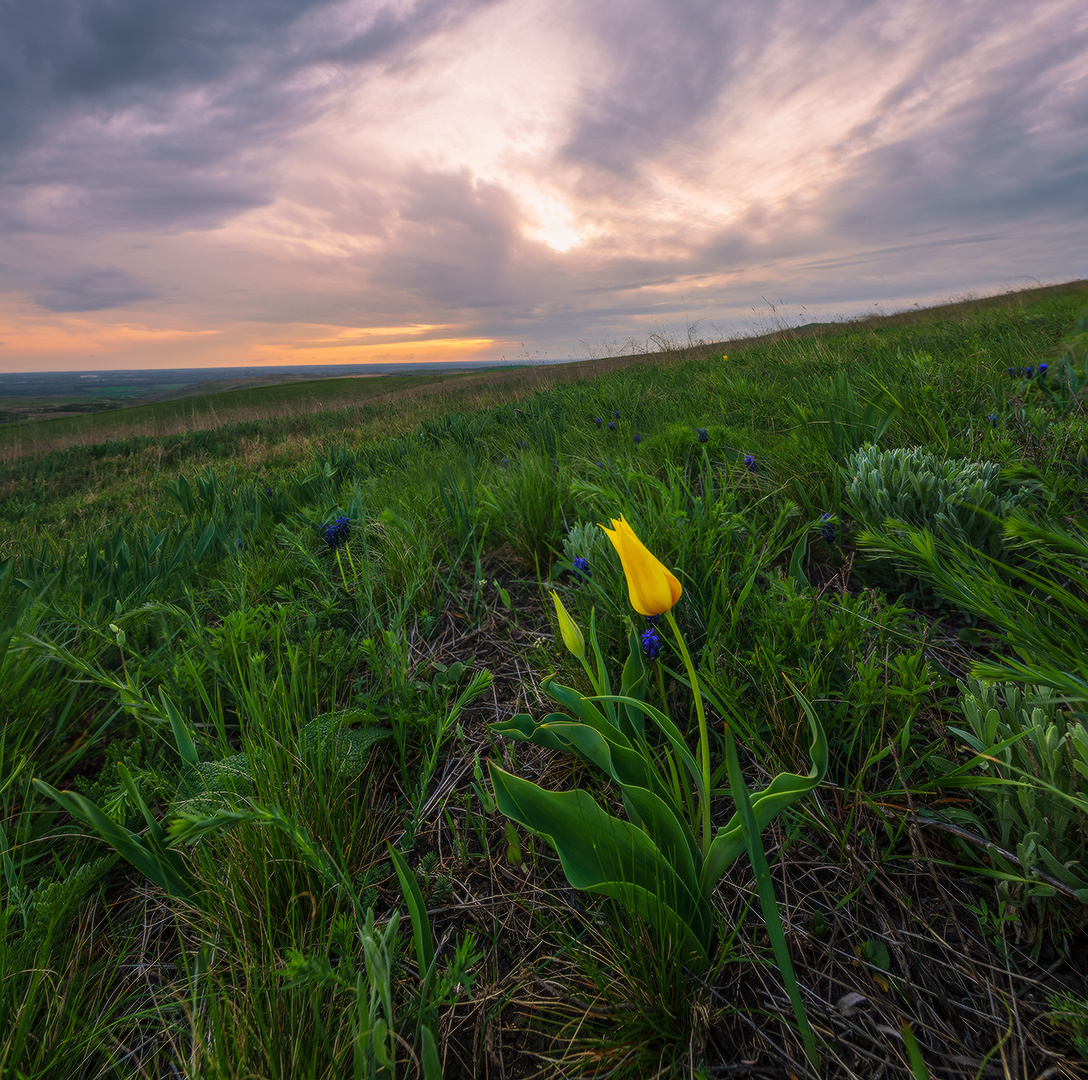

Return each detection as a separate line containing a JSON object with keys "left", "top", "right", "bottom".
{"left": 2, "top": 280, "right": 1088, "bottom": 1078}
{"left": 0, "top": 371, "right": 484, "bottom": 460}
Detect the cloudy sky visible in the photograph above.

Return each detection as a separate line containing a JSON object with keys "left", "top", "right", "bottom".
{"left": 0, "top": 0, "right": 1085, "bottom": 373}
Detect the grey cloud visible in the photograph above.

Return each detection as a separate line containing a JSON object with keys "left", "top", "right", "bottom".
{"left": 807, "top": 8, "right": 1088, "bottom": 242}
{"left": 662, "top": 2, "right": 1088, "bottom": 299}
{"left": 0, "top": 1, "right": 309, "bottom": 151}
{"left": 377, "top": 167, "right": 557, "bottom": 310}
{"left": 0, "top": 0, "right": 487, "bottom": 110}
{"left": 559, "top": 0, "right": 742, "bottom": 186}
{"left": 824, "top": 102, "right": 1088, "bottom": 245}
{"left": 320, "top": 0, "right": 505, "bottom": 66}
{"left": 34, "top": 266, "right": 155, "bottom": 312}
{"left": 558, "top": 0, "right": 877, "bottom": 188}
{"left": 0, "top": 0, "right": 497, "bottom": 233}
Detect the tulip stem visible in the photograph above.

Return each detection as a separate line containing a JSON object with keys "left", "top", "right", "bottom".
{"left": 665, "top": 610, "right": 711, "bottom": 853}
{"left": 578, "top": 654, "right": 602, "bottom": 699}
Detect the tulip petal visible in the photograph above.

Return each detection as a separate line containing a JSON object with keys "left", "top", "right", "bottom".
{"left": 600, "top": 515, "right": 682, "bottom": 616}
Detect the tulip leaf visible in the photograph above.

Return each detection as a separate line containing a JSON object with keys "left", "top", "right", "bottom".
{"left": 620, "top": 782, "right": 704, "bottom": 905}
{"left": 588, "top": 607, "right": 615, "bottom": 723}
{"left": 488, "top": 762, "right": 709, "bottom": 964}
{"left": 701, "top": 693, "right": 828, "bottom": 888}
{"left": 494, "top": 711, "right": 582, "bottom": 753}
{"left": 506, "top": 714, "right": 646, "bottom": 792}
{"left": 495, "top": 703, "right": 695, "bottom": 846}
{"left": 543, "top": 677, "right": 619, "bottom": 735}
{"left": 536, "top": 675, "right": 705, "bottom": 795}
{"left": 619, "top": 626, "right": 648, "bottom": 741}
{"left": 603, "top": 693, "right": 706, "bottom": 802}
{"left": 538, "top": 718, "right": 701, "bottom": 870}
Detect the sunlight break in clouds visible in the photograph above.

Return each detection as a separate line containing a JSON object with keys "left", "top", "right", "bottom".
{"left": 0, "top": 0, "right": 1085, "bottom": 372}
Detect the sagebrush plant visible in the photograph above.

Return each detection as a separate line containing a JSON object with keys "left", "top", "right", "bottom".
{"left": 560, "top": 519, "right": 614, "bottom": 591}
{"left": 845, "top": 444, "right": 1020, "bottom": 555}
{"left": 934, "top": 679, "right": 1088, "bottom": 903}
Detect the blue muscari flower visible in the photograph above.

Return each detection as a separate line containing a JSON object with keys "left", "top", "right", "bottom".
{"left": 1007, "top": 367, "right": 1016, "bottom": 376}
{"left": 697, "top": 427, "right": 708, "bottom": 443}
{"left": 640, "top": 627, "right": 662, "bottom": 660}
{"left": 1038, "top": 362, "right": 1048, "bottom": 375}
{"left": 818, "top": 513, "right": 835, "bottom": 544}
{"left": 502, "top": 457, "right": 509, "bottom": 466}
{"left": 645, "top": 613, "right": 660, "bottom": 627}
{"left": 987, "top": 413, "right": 997, "bottom": 426}
{"left": 237, "top": 537, "right": 244, "bottom": 550}
{"left": 614, "top": 410, "right": 621, "bottom": 419}
{"left": 608, "top": 421, "right": 616, "bottom": 431}
{"left": 595, "top": 416, "right": 602, "bottom": 428}
{"left": 596, "top": 461, "right": 604, "bottom": 468}
{"left": 265, "top": 487, "right": 274, "bottom": 498}
{"left": 572, "top": 555, "right": 591, "bottom": 583}
{"left": 1025, "top": 366, "right": 1033, "bottom": 378}
{"left": 633, "top": 432, "right": 642, "bottom": 444}
{"left": 744, "top": 453, "right": 756, "bottom": 472}
{"left": 324, "top": 515, "right": 351, "bottom": 549}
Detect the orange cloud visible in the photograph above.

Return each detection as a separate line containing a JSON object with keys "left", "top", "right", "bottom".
{"left": 0, "top": 294, "right": 509, "bottom": 372}
{"left": 252, "top": 334, "right": 501, "bottom": 364}
{"left": 0, "top": 299, "right": 220, "bottom": 367}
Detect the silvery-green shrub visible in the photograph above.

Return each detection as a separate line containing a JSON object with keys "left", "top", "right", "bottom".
{"left": 845, "top": 445, "right": 1019, "bottom": 553}
{"left": 944, "top": 680, "right": 1088, "bottom": 902}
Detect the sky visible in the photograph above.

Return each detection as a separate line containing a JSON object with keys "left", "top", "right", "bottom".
{"left": 0, "top": 0, "right": 1085, "bottom": 374}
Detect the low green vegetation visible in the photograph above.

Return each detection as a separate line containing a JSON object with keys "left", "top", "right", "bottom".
{"left": 2, "top": 281, "right": 1088, "bottom": 1078}
{"left": 0, "top": 370, "right": 487, "bottom": 459}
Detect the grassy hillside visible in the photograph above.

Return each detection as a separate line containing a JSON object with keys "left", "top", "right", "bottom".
{"left": 2, "top": 281, "right": 1088, "bottom": 1078}
{"left": 0, "top": 370, "right": 485, "bottom": 460}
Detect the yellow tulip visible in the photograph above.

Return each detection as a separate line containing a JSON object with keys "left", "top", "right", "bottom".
{"left": 550, "top": 590, "right": 586, "bottom": 659}
{"left": 599, "top": 516, "right": 682, "bottom": 616}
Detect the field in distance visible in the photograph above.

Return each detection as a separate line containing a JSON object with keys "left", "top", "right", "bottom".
{"left": 3, "top": 280, "right": 1086, "bottom": 463}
